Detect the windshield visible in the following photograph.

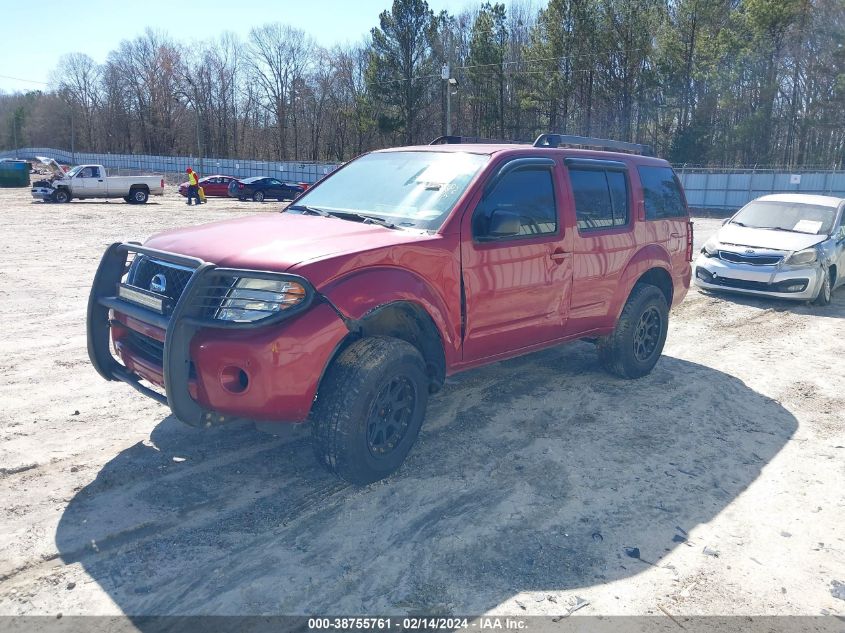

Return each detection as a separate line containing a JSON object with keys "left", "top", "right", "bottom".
{"left": 65, "top": 166, "right": 82, "bottom": 178}
{"left": 287, "top": 150, "right": 489, "bottom": 230}
{"left": 731, "top": 200, "right": 838, "bottom": 235}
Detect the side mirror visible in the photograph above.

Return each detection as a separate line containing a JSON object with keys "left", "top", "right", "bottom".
{"left": 488, "top": 209, "right": 521, "bottom": 238}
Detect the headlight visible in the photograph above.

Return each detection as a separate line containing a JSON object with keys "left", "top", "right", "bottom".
{"left": 216, "top": 277, "right": 308, "bottom": 322}
{"left": 784, "top": 248, "right": 817, "bottom": 266}
{"left": 701, "top": 237, "right": 719, "bottom": 257}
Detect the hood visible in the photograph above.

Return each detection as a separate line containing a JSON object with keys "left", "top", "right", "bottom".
{"left": 717, "top": 223, "right": 827, "bottom": 252}
{"left": 144, "top": 212, "right": 429, "bottom": 271}
{"left": 34, "top": 156, "right": 66, "bottom": 179}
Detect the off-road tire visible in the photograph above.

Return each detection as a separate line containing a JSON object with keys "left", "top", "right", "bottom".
{"left": 129, "top": 188, "right": 149, "bottom": 204}
{"left": 252, "top": 191, "right": 264, "bottom": 202}
{"left": 813, "top": 267, "right": 832, "bottom": 306}
{"left": 53, "top": 189, "right": 70, "bottom": 203}
{"left": 311, "top": 336, "right": 429, "bottom": 485}
{"left": 597, "top": 284, "right": 669, "bottom": 379}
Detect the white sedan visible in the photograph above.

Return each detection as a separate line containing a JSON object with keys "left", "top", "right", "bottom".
{"left": 695, "top": 194, "right": 845, "bottom": 305}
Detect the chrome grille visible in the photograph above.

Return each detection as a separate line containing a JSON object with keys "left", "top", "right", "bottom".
{"left": 718, "top": 250, "right": 783, "bottom": 266}
{"left": 127, "top": 256, "right": 194, "bottom": 303}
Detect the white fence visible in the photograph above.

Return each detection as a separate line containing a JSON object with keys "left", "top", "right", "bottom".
{"left": 0, "top": 147, "right": 342, "bottom": 184}
{"left": 3, "top": 147, "right": 844, "bottom": 209}
{"left": 676, "top": 167, "right": 845, "bottom": 211}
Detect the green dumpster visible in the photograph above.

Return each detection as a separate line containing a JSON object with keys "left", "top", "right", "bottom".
{"left": 0, "top": 160, "right": 31, "bottom": 187}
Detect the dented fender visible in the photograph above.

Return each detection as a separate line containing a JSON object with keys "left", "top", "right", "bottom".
{"left": 319, "top": 267, "right": 461, "bottom": 366}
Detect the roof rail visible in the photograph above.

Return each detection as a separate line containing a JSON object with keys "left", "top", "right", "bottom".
{"left": 429, "top": 135, "right": 526, "bottom": 145}
{"left": 533, "top": 133, "right": 654, "bottom": 156}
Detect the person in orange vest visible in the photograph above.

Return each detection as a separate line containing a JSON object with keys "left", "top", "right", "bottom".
{"left": 186, "top": 167, "right": 200, "bottom": 206}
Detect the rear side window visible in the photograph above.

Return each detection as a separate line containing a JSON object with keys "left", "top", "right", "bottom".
{"left": 569, "top": 168, "right": 629, "bottom": 231}
{"left": 638, "top": 166, "right": 686, "bottom": 219}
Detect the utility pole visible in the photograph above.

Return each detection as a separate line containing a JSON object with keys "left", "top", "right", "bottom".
{"left": 441, "top": 63, "right": 449, "bottom": 136}
{"left": 447, "top": 78, "right": 458, "bottom": 136}
{"left": 441, "top": 63, "right": 459, "bottom": 137}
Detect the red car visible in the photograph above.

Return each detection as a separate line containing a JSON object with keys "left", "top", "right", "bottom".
{"left": 177, "top": 175, "right": 236, "bottom": 198}
{"left": 88, "top": 134, "right": 692, "bottom": 484}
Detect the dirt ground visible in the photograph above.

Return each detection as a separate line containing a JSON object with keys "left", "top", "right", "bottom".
{"left": 0, "top": 184, "right": 842, "bottom": 619}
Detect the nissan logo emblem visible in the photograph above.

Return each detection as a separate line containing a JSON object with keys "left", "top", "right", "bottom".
{"left": 745, "top": 249, "right": 755, "bottom": 255}
{"left": 149, "top": 273, "right": 167, "bottom": 294}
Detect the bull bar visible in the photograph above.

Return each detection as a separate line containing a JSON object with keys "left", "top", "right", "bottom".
{"left": 86, "top": 242, "right": 315, "bottom": 427}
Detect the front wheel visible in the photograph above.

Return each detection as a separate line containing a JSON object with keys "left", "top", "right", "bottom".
{"left": 813, "top": 267, "right": 832, "bottom": 306}
{"left": 597, "top": 284, "right": 669, "bottom": 379}
{"left": 311, "top": 336, "right": 429, "bottom": 485}
{"left": 53, "top": 189, "right": 70, "bottom": 203}
{"left": 252, "top": 191, "right": 264, "bottom": 202}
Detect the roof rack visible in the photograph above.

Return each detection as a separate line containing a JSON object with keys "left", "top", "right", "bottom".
{"left": 533, "top": 133, "right": 654, "bottom": 156}
{"left": 429, "top": 135, "right": 527, "bottom": 145}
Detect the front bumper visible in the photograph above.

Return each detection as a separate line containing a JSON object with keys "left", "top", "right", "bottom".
{"left": 31, "top": 186, "right": 54, "bottom": 200}
{"left": 87, "top": 242, "right": 349, "bottom": 426}
{"left": 694, "top": 254, "right": 823, "bottom": 301}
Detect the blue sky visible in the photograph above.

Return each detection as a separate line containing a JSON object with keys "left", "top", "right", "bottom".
{"left": 0, "top": 0, "right": 471, "bottom": 93}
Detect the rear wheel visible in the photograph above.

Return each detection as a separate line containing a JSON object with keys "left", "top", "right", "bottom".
{"left": 597, "top": 284, "right": 669, "bottom": 379}
{"left": 311, "top": 336, "right": 428, "bottom": 485}
{"left": 252, "top": 191, "right": 264, "bottom": 202}
{"left": 813, "top": 267, "right": 832, "bottom": 306}
{"left": 129, "top": 188, "right": 149, "bottom": 204}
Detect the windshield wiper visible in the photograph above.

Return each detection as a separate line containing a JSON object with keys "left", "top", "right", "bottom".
{"left": 288, "top": 204, "right": 330, "bottom": 217}
{"left": 359, "top": 214, "right": 400, "bottom": 229}
{"left": 288, "top": 205, "right": 401, "bottom": 229}
{"left": 730, "top": 220, "right": 748, "bottom": 227}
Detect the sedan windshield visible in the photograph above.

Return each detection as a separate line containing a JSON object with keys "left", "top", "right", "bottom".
{"left": 287, "top": 150, "right": 489, "bottom": 230}
{"left": 731, "top": 200, "right": 838, "bottom": 235}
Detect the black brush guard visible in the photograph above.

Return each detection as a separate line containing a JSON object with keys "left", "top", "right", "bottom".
{"left": 86, "top": 242, "right": 314, "bottom": 427}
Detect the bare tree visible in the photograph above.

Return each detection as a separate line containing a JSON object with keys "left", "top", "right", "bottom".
{"left": 52, "top": 53, "right": 102, "bottom": 150}
{"left": 247, "top": 23, "right": 315, "bottom": 160}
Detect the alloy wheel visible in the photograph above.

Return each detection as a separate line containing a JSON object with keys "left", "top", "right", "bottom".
{"left": 366, "top": 376, "right": 416, "bottom": 458}
{"left": 633, "top": 306, "right": 662, "bottom": 362}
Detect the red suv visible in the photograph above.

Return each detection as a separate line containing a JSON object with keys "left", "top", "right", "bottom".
{"left": 88, "top": 134, "right": 693, "bottom": 484}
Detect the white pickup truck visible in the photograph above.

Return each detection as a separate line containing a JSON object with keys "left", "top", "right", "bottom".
{"left": 31, "top": 158, "right": 165, "bottom": 204}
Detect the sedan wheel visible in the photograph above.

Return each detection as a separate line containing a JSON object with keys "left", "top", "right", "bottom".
{"left": 813, "top": 267, "right": 832, "bottom": 306}
{"left": 253, "top": 191, "right": 264, "bottom": 202}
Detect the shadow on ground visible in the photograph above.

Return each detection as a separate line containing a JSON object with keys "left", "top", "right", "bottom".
{"left": 56, "top": 341, "right": 796, "bottom": 615}
{"left": 695, "top": 277, "right": 845, "bottom": 319}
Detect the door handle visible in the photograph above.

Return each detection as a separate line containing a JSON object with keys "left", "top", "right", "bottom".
{"left": 670, "top": 232, "right": 683, "bottom": 238}
{"left": 550, "top": 250, "right": 570, "bottom": 262}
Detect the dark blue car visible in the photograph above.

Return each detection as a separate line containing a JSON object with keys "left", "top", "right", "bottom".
{"left": 228, "top": 176, "right": 304, "bottom": 202}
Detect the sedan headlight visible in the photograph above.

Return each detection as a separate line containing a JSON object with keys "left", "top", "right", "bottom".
{"left": 701, "top": 237, "right": 719, "bottom": 257}
{"left": 784, "top": 248, "right": 818, "bottom": 266}
{"left": 216, "top": 277, "right": 309, "bottom": 322}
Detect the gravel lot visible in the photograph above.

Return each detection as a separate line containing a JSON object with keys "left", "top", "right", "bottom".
{"left": 0, "top": 184, "right": 842, "bottom": 619}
